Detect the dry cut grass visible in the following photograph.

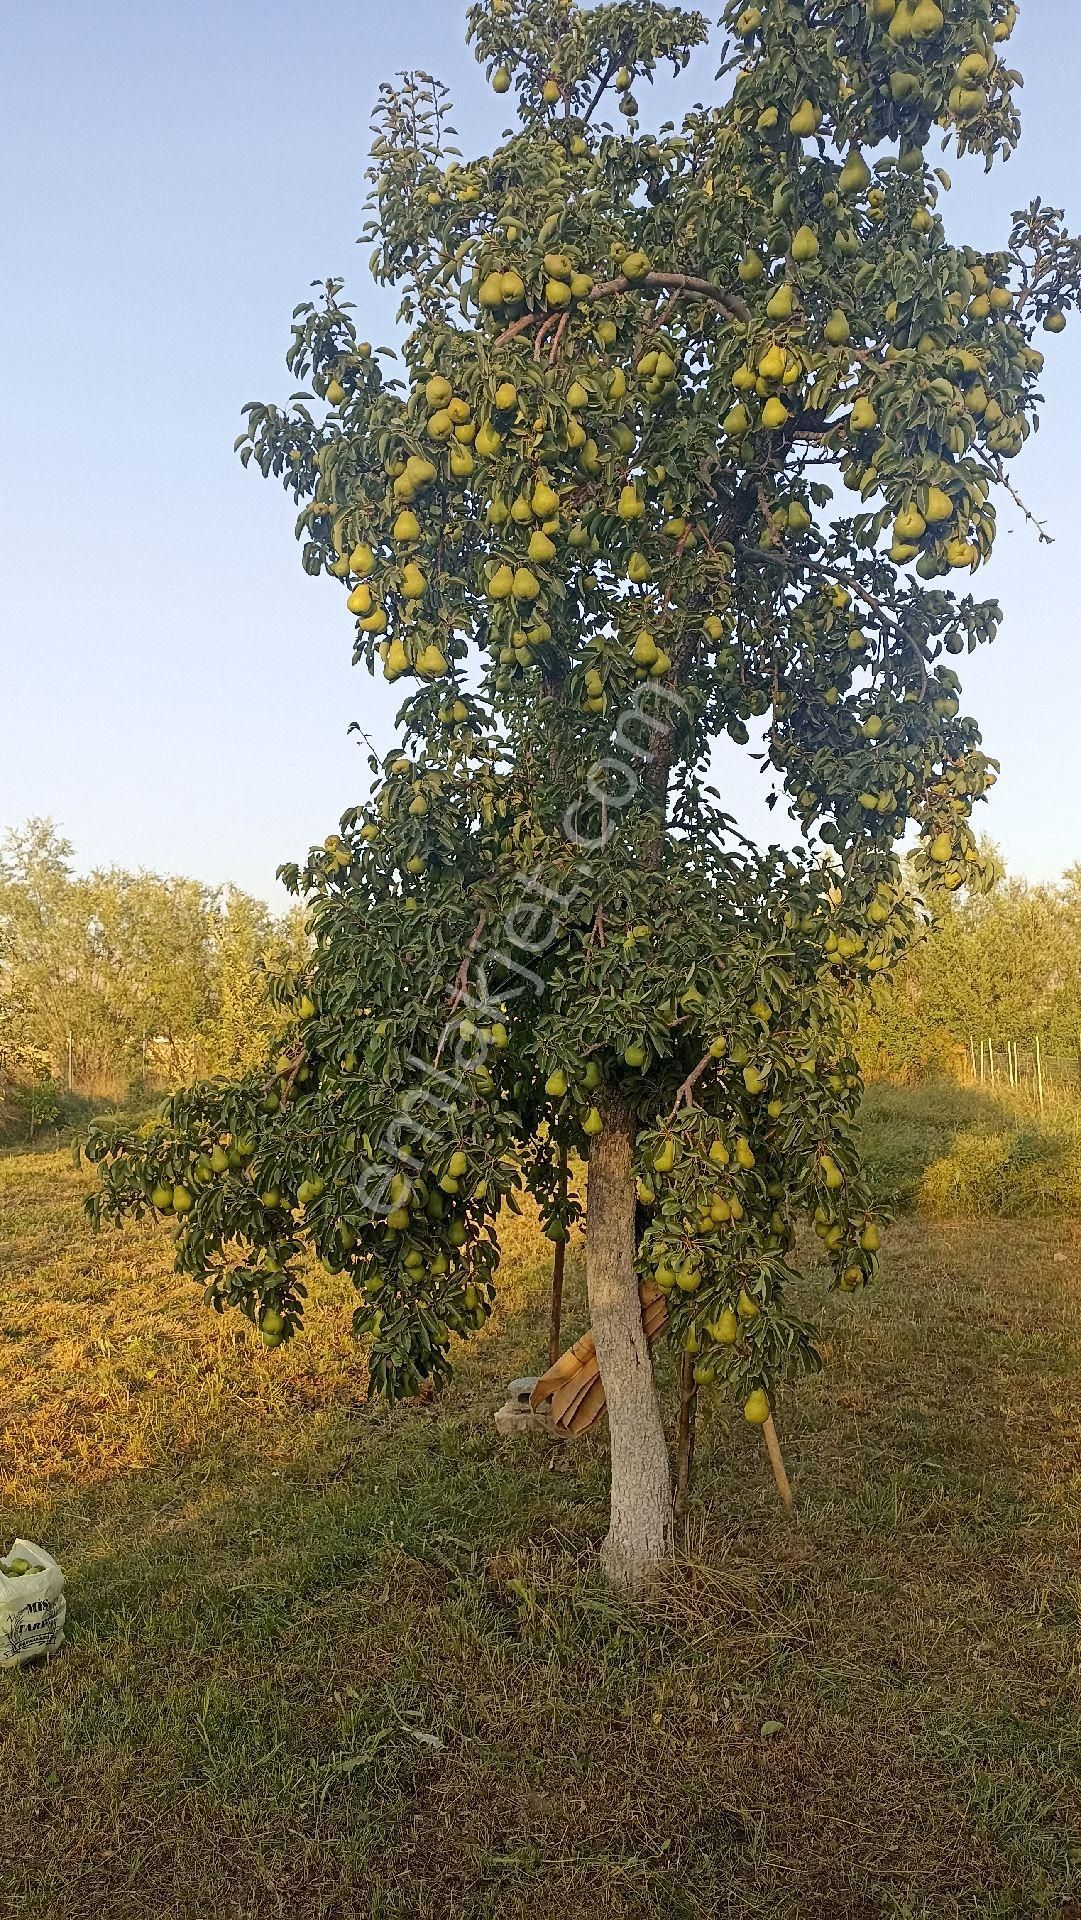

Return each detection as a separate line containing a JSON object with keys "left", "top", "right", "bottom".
{"left": 1, "top": 1145, "right": 1080, "bottom": 1920}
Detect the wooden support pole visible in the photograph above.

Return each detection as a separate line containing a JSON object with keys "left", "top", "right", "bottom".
{"left": 549, "top": 1242, "right": 566, "bottom": 1369}
{"left": 548, "top": 1147, "right": 569, "bottom": 1368}
{"left": 762, "top": 1415, "right": 794, "bottom": 1509}
{"left": 675, "top": 1349, "right": 698, "bottom": 1519}
{"left": 1035, "top": 1034, "right": 1045, "bottom": 1114}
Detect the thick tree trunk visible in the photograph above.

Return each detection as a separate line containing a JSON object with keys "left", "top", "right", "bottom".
{"left": 586, "top": 1095, "right": 674, "bottom": 1587}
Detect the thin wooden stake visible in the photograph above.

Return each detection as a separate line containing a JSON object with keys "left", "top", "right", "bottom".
{"left": 1035, "top": 1034, "right": 1045, "bottom": 1114}
{"left": 548, "top": 1147, "right": 569, "bottom": 1367}
{"left": 762, "top": 1415, "right": 794, "bottom": 1509}
{"left": 675, "top": 1350, "right": 698, "bottom": 1519}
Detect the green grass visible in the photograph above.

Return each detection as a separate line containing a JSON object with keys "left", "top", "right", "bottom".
{"left": 2, "top": 1139, "right": 1081, "bottom": 1919}
{"left": 861, "top": 1081, "right": 1081, "bottom": 1217}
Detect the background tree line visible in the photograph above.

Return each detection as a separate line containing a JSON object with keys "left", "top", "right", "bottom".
{"left": 0, "top": 821, "right": 307, "bottom": 1133}
{"left": 858, "top": 856, "right": 1081, "bottom": 1090}
{"left": 3, "top": 819, "right": 1078, "bottom": 1141}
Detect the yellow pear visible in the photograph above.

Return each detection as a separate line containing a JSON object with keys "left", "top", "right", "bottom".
{"left": 766, "top": 283, "right": 797, "bottom": 322}
{"left": 415, "top": 643, "right": 448, "bottom": 677}
{"left": 894, "top": 505, "right": 927, "bottom": 542}
{"left": 789, "top": 99, "right": 820, "bottom": 137}
{"left": 839, "top": 149, "right": 872, "bottom": 194}
{"left": 532, "top": 480, "right": 560, "bottom": 518}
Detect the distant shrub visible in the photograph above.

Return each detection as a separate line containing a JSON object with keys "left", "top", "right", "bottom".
{"left": 0, "top": 1079, "right": 115, "bottom": 1151}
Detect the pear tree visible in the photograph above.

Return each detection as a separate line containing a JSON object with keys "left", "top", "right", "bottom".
{"left": 90, "top": 0, "right": 1078, "bottom": 1586}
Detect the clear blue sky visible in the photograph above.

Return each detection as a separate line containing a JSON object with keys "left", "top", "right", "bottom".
{"left": 1, "top": 2, "right": 1078, "bottom": 905}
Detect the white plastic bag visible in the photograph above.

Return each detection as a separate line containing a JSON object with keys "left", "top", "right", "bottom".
{"left": 0, "top": 1540, "right": 66, "bottom": 1669}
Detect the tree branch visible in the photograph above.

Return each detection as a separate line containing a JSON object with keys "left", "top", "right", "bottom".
{"left": 432, "top": 911, "right": 488, "bottom": 1065}
{"left": 492, "top": 269, "right": 751, "bottom": 358}
{"left": 991, "top": 458, "right": 1054, "bottom": 544}
{"left": 589, "top": 270, "right": 750, "bottom": 326}
{"left": 669, "top": 1049, "right": 714, "bottom": 1116}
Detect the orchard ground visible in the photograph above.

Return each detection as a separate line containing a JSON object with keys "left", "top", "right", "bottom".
{"left": 2, "top": 1088, "right": 1080, "bottom": 1920}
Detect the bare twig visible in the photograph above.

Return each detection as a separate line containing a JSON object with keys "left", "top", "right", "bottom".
{"left": 433, "top": 911, "right": 488, "bottom": 1065}
{"left": 582, "top": 52, "right": 623, "bottom": 125}
{"left": 670, "top": 1049, "right": 714, "bottom": 1116}
{"left": 547, "top": 308, "right": 570, "bottom": 366}
{"left": 533, "top": 312, "right": 561, "bottom": 360}
{"left": 991, "top": 457, "right": 1054, "bottom": 544}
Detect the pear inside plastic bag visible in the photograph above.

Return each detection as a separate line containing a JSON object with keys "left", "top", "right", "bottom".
{"left": 0, "top": 1540, "right": 66, "bottom": 1668}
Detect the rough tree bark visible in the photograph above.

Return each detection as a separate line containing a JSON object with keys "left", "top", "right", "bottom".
{"left": 586, "top": 1092, "right": 675, "bottom": 1587}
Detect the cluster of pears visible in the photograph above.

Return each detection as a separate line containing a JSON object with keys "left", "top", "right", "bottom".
{"left": 878, "top": 0, "right": 946, "bottom": 43}
{"left": 542, "top": 1055, "right": 607, "bottom": 1146}
{"left": 724, "top": 322, "right": 808, "bottom": 440}
{"left": 148, "top": 1128, "right": 258, "bottom": 1217}
{"left": 476, "top": 248, "right": 596, "bottom": 320}
{"left": 347, "top": 1150, "right": 505, "bottom": 1394}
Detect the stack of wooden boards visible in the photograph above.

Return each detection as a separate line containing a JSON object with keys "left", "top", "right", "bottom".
{"left": 529, "top": 1280, "right": 669, "bottom": 1436}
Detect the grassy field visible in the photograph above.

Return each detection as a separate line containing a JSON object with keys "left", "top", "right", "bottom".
{"left": 2, "top": 1130, "right": 1080, "bottom": 1920}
